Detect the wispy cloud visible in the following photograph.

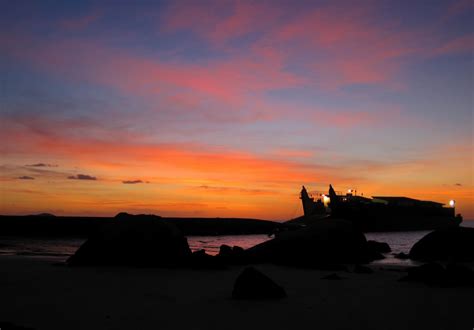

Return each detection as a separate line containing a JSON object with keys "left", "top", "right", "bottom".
{"left": 26, "top": 163, "right": 58, "bottom": 167}
{"left": 122, "top": 180, "right": 144, "bottom": 184}
{"left": 18, "top": 176, "right": 35, "bottom": 180}
{"left": 67, "top": 174, "right": 97, "bottom": 181}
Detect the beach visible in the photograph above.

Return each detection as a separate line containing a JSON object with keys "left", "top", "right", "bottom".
{"left": 1, "top": 255, "right": 472, "bottom": 330}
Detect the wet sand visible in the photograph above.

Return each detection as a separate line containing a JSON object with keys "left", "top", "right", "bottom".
{"left": 0, "top": 256, "right": 472, "bottom": 330}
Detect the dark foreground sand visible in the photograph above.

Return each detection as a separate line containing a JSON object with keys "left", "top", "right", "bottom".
{"left": 0, "top": 256, "right": 472, "bottom": 330}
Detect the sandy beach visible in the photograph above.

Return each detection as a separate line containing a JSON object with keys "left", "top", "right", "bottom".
{"left": 0, "top": 256, "right": 472, "bottom": 330}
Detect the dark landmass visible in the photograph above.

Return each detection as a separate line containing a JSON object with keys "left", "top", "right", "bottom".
{"left": 0, "top": 214, "right": 284, "bottom": 237}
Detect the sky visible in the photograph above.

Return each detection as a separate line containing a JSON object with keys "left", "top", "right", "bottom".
{"left": 0, "top": 0, "right": 472, "bottom": 220}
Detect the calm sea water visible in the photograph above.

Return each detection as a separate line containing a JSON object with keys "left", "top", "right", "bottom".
{"left": 1, "top": 222, "right": 472, "bottom": 266}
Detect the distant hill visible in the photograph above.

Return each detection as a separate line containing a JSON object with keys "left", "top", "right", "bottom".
{"left": 0, "top": 213, "right": 286, "bottom": 237}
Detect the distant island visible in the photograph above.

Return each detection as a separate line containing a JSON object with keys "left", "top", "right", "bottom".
{"left": 0, "top": 213, "right": 285, "bottom": 237}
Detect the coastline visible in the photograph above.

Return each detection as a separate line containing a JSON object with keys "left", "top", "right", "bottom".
{"left": 0, "top": 255, "right": 472, "bottom": 330}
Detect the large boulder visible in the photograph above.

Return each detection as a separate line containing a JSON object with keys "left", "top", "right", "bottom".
{"left": 246, "top": 219, "right": 378, "bottom": 266}
{"left": 67, "top": 214, "right": 191, "bottom": 266}
{"left": 232, "top": 267, "right": 287, "bottom": 300}
{"left": 409, "top": 227, "right": 474, "bottom": 262}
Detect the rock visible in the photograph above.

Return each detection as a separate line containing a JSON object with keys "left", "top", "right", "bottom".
{"left": 232, "top": 245, "right": 245, "bottom": 254}
{"left": 189, "top": 249, "right": 225, "bottom": 269}
{"left": 321, "top": 273, "right": 344, "bottom": 280}
{"left": 192, "top": 249, "right": 207, "bottom": 256}
{"left": 67, "top": 214, "right": 191, "bottom": 267}
{"left": 393, "top": 252, "right": 410, "bottom": 259}
{"left": 399, "top": 263, "right": 446, "bottom": 286}
{"left": 367, "top": 251, "right": 385, "bottom": 260}
{"left": 217, "top": 244, "right": 247, "bottom": 264}
{"left": 409, "top": 227, "right": 474, "bottom": 262}
{"left": 246, "top": 219, "right": 378, "bottom": 267}
{"left": 367, "top": 240, "right": 391, "bottom": 253}
{"left": 232, "top": 267, "right": 287, "bottom": 300}
{"left": 353, "top": 264, "right": 374, "bottom": 274}
{"left": 217, "top": 244, "right": 233, "bottom": 258}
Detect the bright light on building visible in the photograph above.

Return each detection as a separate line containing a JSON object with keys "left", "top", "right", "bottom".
{"left": 323, "top": 195, "right": 330, "bottom": 207}
{"left": 347, "top": 189, "right": 352, "bottom": 193}
{"left": 449, "top": 200, "right": 455, "bottom": 207}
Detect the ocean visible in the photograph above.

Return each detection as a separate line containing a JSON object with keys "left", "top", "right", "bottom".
{"left": 1, "top": 222, "right": 472, "bottom": 266}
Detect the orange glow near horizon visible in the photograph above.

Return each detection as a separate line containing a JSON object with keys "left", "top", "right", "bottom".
{"left": 1, "top": 125, "right": 472, "bottom": 220}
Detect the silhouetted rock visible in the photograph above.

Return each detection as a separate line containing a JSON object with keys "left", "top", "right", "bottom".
{"left": 409, "top": 227, "right": 474, "bottom": 261}
{"left": 321, "top": 273, "right": 344, "bottom": 280}
{"left": 67, "top": 214, "right": 190, "bottom": 267}
{"left": 232, "top": 245, "right": 245, "bottom": 254}
{"left": 217, "top": 244, "right": 247, "bottom": 264}
{"left": 367, "top": 240, "right": 391, "bottom": 253}
{"left": 232, "top": 267, "right": 287, "bottom": 300}
{"left": 366, "top": 250, "right": 385, "bottom": 260}
{"left": 246, "top": 219, "right": 378, "bottom": 267}
{"left": 353, "top": 264, "right": 374, "bottom": 274}
{"left": 393, "top": 252, "right": 410, "bottom": 259}
{"left": 218, "top": 244, "right": 233, "bottom": 257}
{"left": 189, "top": 249, "right": 225, "bottom": 269}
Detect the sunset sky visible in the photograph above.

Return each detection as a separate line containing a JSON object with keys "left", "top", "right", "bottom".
{"left": 1, "top": 0, "right": 472, "bottom": 220}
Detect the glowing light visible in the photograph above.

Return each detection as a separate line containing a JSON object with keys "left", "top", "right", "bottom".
{"left": 449, "top": 200, "right": 455, "bottom": 207}
{"left": 323, "top": 195, "right": 331, "bottom": 206}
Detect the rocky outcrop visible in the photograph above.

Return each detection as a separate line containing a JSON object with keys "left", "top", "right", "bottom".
{"left": 189, "top": 249, "right": 225, "bottom": 269}
{"left": 67, "top": 214, "right": 191, "bottom": 267}
{"left": 409, "top": 227, "right": 474, "bottom": 262}
{"left": 367, "top": 240, "right": 391, "bottom": 253}
{"left": 232, "top": 267, "right": 287, "bottom": 300}
{"left": 217, "top": 244, "right": 247, "bottom": 264}
{"left": 246, "top": 219, "right": 380, "bottom": 267}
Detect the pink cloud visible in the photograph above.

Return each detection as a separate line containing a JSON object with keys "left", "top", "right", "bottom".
{"left": 2, "top": 36, "right": 302, "bottom": 107}
{"left": 433, "top": 34, "right": 474, "bottom": 56}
